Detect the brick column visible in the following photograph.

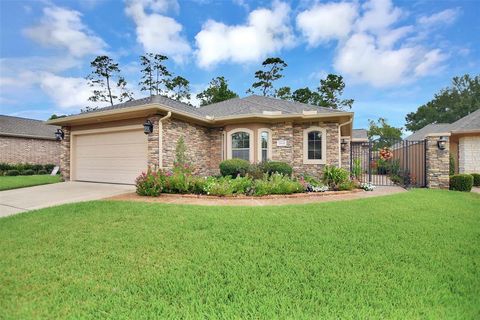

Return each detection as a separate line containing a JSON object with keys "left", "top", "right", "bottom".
{"left": 60, "top": 126, "right": 71, "bottom": 181}
{"left": 271, "top": 121, "right": 294, "bottom": 164}
{"left": 147, "top": 115, "right": 160, "bottom": 170}
{"left": 340, "top": 136, "right": 351, "bottom": 171}
{"left": 426, "top": 135, "right": 450, "bottom": 189}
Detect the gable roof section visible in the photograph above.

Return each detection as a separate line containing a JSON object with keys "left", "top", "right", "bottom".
{"left": 449, "top": 108, "right": 480, "bottom": 133}
{"left": 405, "top": 108, "right": 480, "bottom": 140}
{"left": 405, "top": 123, "right": 452, "bottom": 141}
{"left": 0, "top": 115, "right": 59, "bottom": 140}
{"left": 352, "top": 129, "right": 368, "bottom": 141}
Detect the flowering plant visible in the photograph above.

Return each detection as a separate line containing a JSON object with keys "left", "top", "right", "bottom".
{"left": 360, "top": 182, "right": 375, "bottom": 191}
{"left": 379, "top": 147, "right": 393, "bottom": 161}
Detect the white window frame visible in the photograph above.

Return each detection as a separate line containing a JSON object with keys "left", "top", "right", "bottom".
{"left": 303, "top": 126, "right": 327, "bottom": 164}
{"left": 257, "top": 128, "right": 272, "bottom": 163}
{"left": 227, "top": 128, "right": 254, "bottom": 163}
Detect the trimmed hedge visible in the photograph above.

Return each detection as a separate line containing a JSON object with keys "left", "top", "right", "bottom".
{"left": 219, "top": 159, "right": 250, "bottom": 177}
{"left": 449, "top": 174, "right": 473, "bottom": 192}
{"left": 5, "top": 170, "right": 20, "bottom": 176}
{"left": 262, "top": 161, "right": 293, "bottom": 177}
{"left": 21, "top": 169, "right": 35, "bottom": 176}
{"left": 470, "top": 173, "right": 480, "bottom": 187}
{"left": 0, "top": 163, "right": 57, "bottom": 176}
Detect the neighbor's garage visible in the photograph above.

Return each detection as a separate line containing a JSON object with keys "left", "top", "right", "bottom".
{"left": 72, "top": 128, "right": 147, "bottom": 184}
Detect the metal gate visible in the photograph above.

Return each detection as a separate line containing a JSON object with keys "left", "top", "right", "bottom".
{"left": 350, "top": 139, "right": 426, "bottom": 187}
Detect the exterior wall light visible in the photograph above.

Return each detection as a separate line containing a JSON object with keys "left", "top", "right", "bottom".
{"left": 55, "top": 128, "right": 64, "bottom": 141}
{"left": 437, "top": 136, "right": 447, "bottom": 150}
{"left": 143, "top": 120, "right": 153, "bottom": 135}
{"left": 341, "top": 138, "right": 348, "bottom": 151}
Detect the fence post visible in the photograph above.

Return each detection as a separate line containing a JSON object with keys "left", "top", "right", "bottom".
{"left": 425, "top": 134, "right": 450, "bottom": 189}
{"left": 368, "top": 141, "right": 372, "bottom": 183}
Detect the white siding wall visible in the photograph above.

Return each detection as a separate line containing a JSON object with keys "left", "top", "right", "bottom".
{"left": 459, "top": 136, "right": 480, "bottom": 173}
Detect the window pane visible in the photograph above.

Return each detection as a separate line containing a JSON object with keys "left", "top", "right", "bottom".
{"left": 261, "top": 131, "right": 268, "bottom": 149}
{"left": 262, "top": 149, "right": 268, "bottom": 162}
{"left": 307, "top": 131, "right": 322, "bottom": 160}
{"left": 232, "top": 132, "right": 250, "bottom": 149}
{"left": 232, "top": 149, "right": 249, "bottom": 161}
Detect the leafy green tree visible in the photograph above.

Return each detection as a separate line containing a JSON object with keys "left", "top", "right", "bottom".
{"left": 139, "top": 53, "right": 171, "bottom": 96}
{"left": 276, "top": 86, "right": 292, "bottom": 100}
{"left": 405, "top": 74, "right": 480, "bottom": 131}
{"left": 292, "top": 87, "right": 320, "bottom": 105}
{"left": 247, "top": 57, "right": 287, "bottom": 96}
{"left": 48, "top": 114, "right": 67, "bottom": 120}
{"left": 86, "top": 55, "right": 134, "bottom": 107}
{"left": 166, "top": 76, "right": 191, "bottom": 102}
{"left": 368, "top": 118, "right": 403, "bottom": 149}
{"left": 197, "top": 76, "right": 238, "bottom": 106}
{"left": 317, "top": 74, "right": 353, "bottom": 109}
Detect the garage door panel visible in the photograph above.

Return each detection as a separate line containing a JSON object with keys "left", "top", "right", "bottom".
{"left": 73, "top": 129, "right": 147, "bottom": 184}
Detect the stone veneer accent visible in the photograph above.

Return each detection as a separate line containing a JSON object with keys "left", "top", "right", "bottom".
{"left": 425, "top": 135, "right": 449, "bottom": 189}
{"left": 266, "top": 121, "right": 342, "bottom": 177}
{"left": 0, "top": 136, "right": 60, "bottom": 165}
{"left": 161, "top": 117, "right": 222, "bottom": 176}
{"left": 147, "top": 115, "right": 160, "bottom": 169}
{"left": 340, "top": 136, "right": 351, "bottom": 171}
{"left": 60, "top": 126, "right": 71, "bottom": 181}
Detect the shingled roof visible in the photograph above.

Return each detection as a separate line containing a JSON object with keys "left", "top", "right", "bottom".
{"left": 352, "top": 129, "right": 368, "bottom": 141}
{"left": 0, "top": 115, "right": 59, "bottom": 140}
{"left": 406, "top": 109, "right": 480, "bottom": 140}
{"left": 81, "top": 94, "right": 345, "bottom": 118}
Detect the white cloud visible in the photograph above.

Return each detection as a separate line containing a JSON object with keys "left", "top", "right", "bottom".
{"left": 195, "top": 1, "right": 295, "bottom": 68}
{"left": 125, "top": 0, "right": 191, "bottom": 64}
{"left": 356, "top": 0, "right": 403, "bottom": 34}
{"left": 23, "top": 6, "right": 106, "bottom": 57}
{"left": 414, "top": 49, "right": 447, "bottom": 77}
{"left": 297, "top": 0, "right": 453, "bottom": 87}
{"left": 418, "top": 8, "right": 460, "bottom": 27}
{"left": 39, "top": 73, "right": 93, "bottom": 109}
{"left": 296, "top": 2, "right": 358, "bottom": 46}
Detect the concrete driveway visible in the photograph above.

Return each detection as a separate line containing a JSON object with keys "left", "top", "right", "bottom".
{"left": 0, "top": 182, "right": 135, "bottom": 217}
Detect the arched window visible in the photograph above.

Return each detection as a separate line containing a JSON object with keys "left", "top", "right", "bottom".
{"left": 231, "top": 131, "right": 251, "bottom": 161}
{"left": 303, "top": 127, "right": 327, "bottom": 164}
{"left": 257, "top": 128, "right": 272, "bottom": 162}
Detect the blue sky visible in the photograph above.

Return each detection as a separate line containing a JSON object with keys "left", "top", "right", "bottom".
{"left": 0, "top": 0, "right": 479, "bottom": 131}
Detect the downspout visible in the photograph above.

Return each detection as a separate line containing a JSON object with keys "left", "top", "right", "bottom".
{"left": 338, "top": 118, "right": 353, "bottom": 168}
{"left": 158, "top": 111, "right": 172, "bottom": 169}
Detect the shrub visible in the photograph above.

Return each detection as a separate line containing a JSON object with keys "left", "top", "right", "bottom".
{"left": 230, "top": 176, "right": 253, "bottom": 194}
{"left": 44, "top": 164, "right": 56, "bottom": 173}
{"left": 189, "top": 176, "right": 207, "bottom": 194}
{"left": 203, "top": 177, "right": 234, "bottom": 196}
{"left": 470, "top": 173, "right": 480, "bottom": 187}
{"left": 338, "top": 180, "right": 355, "bottom": 191}
{"left": 37, "top": 169, "right": 48, "bottom": 175}
{"left": 135, "top": 169, "right": 164, "bottom": 196}
{"left": 262, "top": 161, "right": 293, "bottom": 176}
{"left": 219, "top": 159, "right": 250, "bottom": 177}
{"left": 449, "top": 174, "right": 473, "bottom": 192}
{"left": 246, "top": 163, "right": 265, "bottom": 180}
{"left": 449, "top": 153, "right": 455, "bottom": 176}
{"left": 32, "top": 164, "right": 44, "bottom": 173}
{"left": 21, "top": 169, "right": 35, "bottom": 176}
{"left": 5, "top": 170, "right": 20, "bottom": 176}
{"left": 323, "top": 166, "right": 350, "bottom": 190}
{"left": 352, "top": 158, "right": 362, "bottom": 180}
{"left": 254, "top": 173, "right": 303, "bottom": 196}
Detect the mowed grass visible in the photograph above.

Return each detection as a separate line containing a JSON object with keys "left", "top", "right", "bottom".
{"left": 0, "top": 175, "right": 61, "bottom": 191}
{"left": 0, "top": 189, "right": 479, "bottom": 319}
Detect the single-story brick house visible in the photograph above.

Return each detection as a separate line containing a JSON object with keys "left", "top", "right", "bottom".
{"left": 0, "top": 115, "right": 60, "bottom": 165}
{"left": 406, "top": 108, "right": 480, "bottom": 174}
{"left": 48, "top": 95, "right": 356, "bottom": 184}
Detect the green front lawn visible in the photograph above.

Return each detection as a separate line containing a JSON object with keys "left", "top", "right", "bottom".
{"left": 1, "top": 189, "right": 479, "bottom": 319}
{"left": 0, "top": 175, "right": 61, "bottom": 191}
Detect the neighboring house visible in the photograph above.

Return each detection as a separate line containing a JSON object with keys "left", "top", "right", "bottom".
{"left": 0, "top": 115, "right": 60, "bottom": 165}
{"left": 48, "top": 95, "right": 355, "bottom": 184}
{"left": 406, "top": 109, "right": 480, "bottom": 174}
{"left": 352, "top": 129, "right": 368, "bottom": 142}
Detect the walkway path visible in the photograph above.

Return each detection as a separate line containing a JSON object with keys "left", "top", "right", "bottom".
{"left": 108, "top": 186, "right": 407, "bottom": 206}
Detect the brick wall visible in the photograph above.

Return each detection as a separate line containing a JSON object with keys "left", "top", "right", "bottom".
{"left": 0, "top": 136, "right": 60, "bottom": 165}
{"left": 341, "top": 136, "right": 351, "bottom": 171}
{"left": 147, "top": 115, "right": 160, "bottom": 169}
{"left": 60, "top": 126, "right": 71, "bottom": 181}
{"left": 426, "top": 135, "right": 449, "bottom": 189}
{"left": 161, "top": 117, "right": 222, "bottom": 176}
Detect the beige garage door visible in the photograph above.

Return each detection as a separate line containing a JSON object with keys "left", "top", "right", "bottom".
{"left": 73, "top": 129, "right": 148, "bottom": 184}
